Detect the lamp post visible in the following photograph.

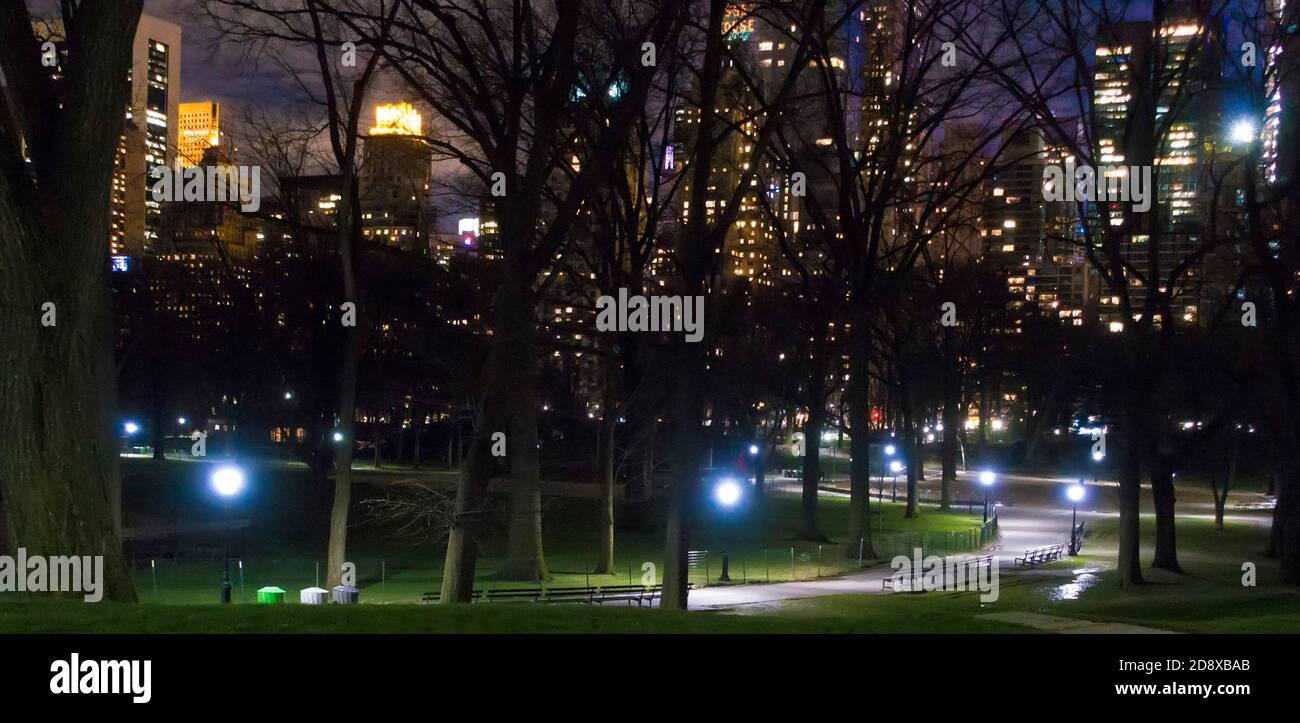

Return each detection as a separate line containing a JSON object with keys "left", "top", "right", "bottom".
{"left": 747, "top": 443, "right": 763, "bottom": 496}
{"left": 210, "top": 464, "right": 246, "bottom": 603}
{"left": 1067, "top": 483, "right": 1085, "bottom": 555}
{"left": 713, "top": 478, "right": 742, "bottom": 582}
{"left": 979, "top": 470, "right": 996, "bottom": 523}
{"left": 890, "top": 460, "right": 904, "bottom": 502}
{"left": 881, "top": 445, "right": 897, "bottom": 501}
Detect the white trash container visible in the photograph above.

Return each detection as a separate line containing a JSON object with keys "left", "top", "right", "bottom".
{"left": 331, "top": 584, "right": 360, "bottom": 604}
{"left": 300, "top": 586, "right": 329, "bottom": 605}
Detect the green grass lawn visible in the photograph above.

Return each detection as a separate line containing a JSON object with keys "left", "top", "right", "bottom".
{"left": 0, "top": 598, "right": 1034, "bottom": 634}
{"left": 102, "top": 456, "right": 985, "bottom": 606}
{"left": 4, "top": 509, "right": 1294, "bottom": 633}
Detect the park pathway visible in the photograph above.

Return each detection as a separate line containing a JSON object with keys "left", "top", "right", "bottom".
{"left": 685, "top": 503, "right": 1072, "bottom": 610}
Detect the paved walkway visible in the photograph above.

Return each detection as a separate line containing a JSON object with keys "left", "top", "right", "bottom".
{"left": 686, "top": 503, "right": 1072, "bottom": 610}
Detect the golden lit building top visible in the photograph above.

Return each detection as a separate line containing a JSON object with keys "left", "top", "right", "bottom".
{"left": 371, "top": 103, "right": 423, "bottom": 136}
{"left": 178, "top": 101, "right": 220, "bottom": 167}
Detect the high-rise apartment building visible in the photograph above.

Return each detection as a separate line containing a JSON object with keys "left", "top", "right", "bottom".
{"left": 1092, "top": 9, "right": 1222, "bottom": 328}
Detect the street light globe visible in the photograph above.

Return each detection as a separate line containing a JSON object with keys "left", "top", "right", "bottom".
{"left": 1067, "top": 484, "right": 1086, "bottom": 503}
{"left": 979, "top": 470, "right": 996, "bottom": 486}
{"left": 884, "top": 444, "right": 896, "bottom": 456}
{"left": 1230, "top": 119, "right": 1256, "bottom": 145}
{"left": 748, "top": 444, "right": 760, "bottom": 456}
{"left": 889, "top": 460, "right": 904, "bottom": 473}
{"left": 177, "top": 417, "right": 187, "bottom": 426}
{"left": 714, "top": 479, "right": 742, "bottom": 507}
{"left": 123, "top": 421, "right": 140, "bottom": 435}
{"left": 211, "top": 465, "right": 246, "bottom": 498}
{"left": 1091, "top": 449, "right": 1105, "bottom": 462}
{"left": 332, "top": 431, "right": 345, "bottom": 443}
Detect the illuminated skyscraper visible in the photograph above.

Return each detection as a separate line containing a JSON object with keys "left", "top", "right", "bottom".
{"left": 178, "top": 101, "right": 220, "bottom": 167}
{"left": 111, "top": 15, "right": 182, "bottom": 258}
{"left": 360, "top": 103, "right": 434, "bottom": 253}
{"left": 1092, "top": 8, "right": 1222, "bottom": 327}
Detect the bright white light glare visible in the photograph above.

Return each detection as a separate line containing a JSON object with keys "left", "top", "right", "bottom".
{"left": 1230, "top": 119, "right": 1256, "bottom": 145}
{"left": 748, "top": 444, "right": 760, "bottom": 455}
{"left": 332, "top": 432, "right": 345, "bottom": 443}
{"left": 211, "top": 465, "right": 246, "bottom": 498}
{"left": 714, "top": 479, "right": 742, "bottom": 506}
{"left": 1067, "top": 484, "right": 1086, "bottom": 503}
{"left": 123, "top": 421, "right": 140, "bottom": 435}
{"left": 889, "top": 460, "right": 904, "bottom": 473}
{"left": 980, "top": 470, "right": 996, "bottom": 486}
{"left": 177, "top": 417, "right": 187, "bottom": 425}
{"left": 991, "top": 419, "right": 1005, "bottom": 431}
{"left": 284, "top": 391, "right": 294, "bottom": 400}
{"left": 884, "top": 444, "right": 896, "bottom": 455}
{"left": 821, "top": 431, "right": 837, "bottom": 442}
{"left": 1092, "top": 450, "right": 1105, "bottom": 461}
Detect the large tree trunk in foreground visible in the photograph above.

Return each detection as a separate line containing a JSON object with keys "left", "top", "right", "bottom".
{"left": 440, "top": 267, "right": 541, "bottom": 597}
{"left": 490, "top": 269, "right": 548, "bottom": 582}
{"left": 0, "top": 1, "right": 145, "bottom": 602}
{"left": 1114, "top": 397, "right": 1145, "bottom": 587}
{"left": 1149, "top": 456, "right": 1181, "bottom": 572}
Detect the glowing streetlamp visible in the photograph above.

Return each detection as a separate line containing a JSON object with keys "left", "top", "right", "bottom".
{"left": 1230, "top": 119, "right": 1256, "bottom": 146}
{"left": 890, "top": 460, "right": 904, "bottom": 502}
{"left": 979, "top": 470, "right": 996, "bottom": 523}
{"left": 123, "top": 421, "right": 140, "bottom": 436}
{"left": 210, "top": 464, "right": 246, "bottom": 603}
{"left": 748, "top": 444, "right": 760, "bottom": 456}
{"left": 714, "top": 478, "right": 742, "bottom": 507}
{"left": 1067, "top": 483, "right": 1086, "bottom": 555}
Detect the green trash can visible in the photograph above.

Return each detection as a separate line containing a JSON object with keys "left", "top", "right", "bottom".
{"left": 256, "top": 586, "right": 286, "bottom": 604}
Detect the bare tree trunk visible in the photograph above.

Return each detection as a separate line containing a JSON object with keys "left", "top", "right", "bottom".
{"left": 845, "top": 330, "right": 874, "bottom": 559}
{"left": 1150, "top": 456, "right": 1181, "bottom": 572}
{"left": 904, "top": 408, "right": 920, "bottom": 518}
{"left": 1115, "top": 396, "right": 1145, "bottom": 586}
{"left": 594, "top": 355, "right": 617, "bottom": 574}
{"left": 0, "top": 1, "right": 144, "bottom": 601}
{"left": 494, "top": 267, "right": 548, "bottom": 582}
{"left": 940, "top": 329, "right": 959, "bottom": 509}
{"left": 326, "top": 330, "right": 362, "bottom": 588}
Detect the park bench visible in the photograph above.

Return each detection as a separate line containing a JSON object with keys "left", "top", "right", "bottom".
{"left": 420, "top": 589, "right": 483, "bottom": 603}
{"left": 542, "top": 584, "right": 673, "bottom": 605}
{"left": 882, "top": 554, "right": 994, "bottom": 592}
{"left": 578, "top": 584, "right": 661, "bottom": 605}
{"left": 484, "top": 587, "right": 546, "bottom": 603}
{"left": 540, "top": 586, "right": 598, "bottom": 603}
{"left": 1014, "top": 543, "right": 1065, "bottom": 567}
